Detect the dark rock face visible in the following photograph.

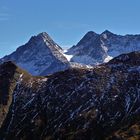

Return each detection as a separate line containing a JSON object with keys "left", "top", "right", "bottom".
{"left": 0, "top": 61, "right": 17, "bottom": 127}
{"left": 67, "top": 30, "right": 140, "bottom": 64}
{"left": 108, "top": 51, "right": 140, "bottom": 66}
{"left": 0, "top": 51, "right": 140, "bottom": 140}
{"left": 0, "top": 32, "right": 70, "bottom": 76}
{"left": 0, "top": 61, "right": 30, "bottom": 128}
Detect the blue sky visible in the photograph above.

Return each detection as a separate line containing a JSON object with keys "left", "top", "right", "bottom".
{"left": 0, "top": 0, "right": 140, "bottom": 57}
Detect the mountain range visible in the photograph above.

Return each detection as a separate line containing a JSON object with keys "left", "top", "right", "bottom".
{"left": 0, "top": 51, "right": 140, "bottom": 140}
{"left": 67, "top": 30, "right": 140, "bottom": 64}
{"left": 0, "top": 30, "right": 140, "bottom": 75}
{"left": 0, "top": 30, "right": 140, "bottom": 140}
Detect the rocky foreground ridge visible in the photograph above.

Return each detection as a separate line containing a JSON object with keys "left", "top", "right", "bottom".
{"left": 0, "top": 51, "right": 140, "bottom": 140}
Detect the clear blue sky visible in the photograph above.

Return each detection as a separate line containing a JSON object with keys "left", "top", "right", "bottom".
{"left": 0, "top": 0, "right": 140, "bottom": 57}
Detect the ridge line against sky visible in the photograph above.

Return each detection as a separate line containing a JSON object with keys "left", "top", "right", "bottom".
{"left": 0, "top": 0, "right": 140, "bottom": 57}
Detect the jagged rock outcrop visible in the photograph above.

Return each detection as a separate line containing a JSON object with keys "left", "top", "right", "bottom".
{"left": 0, "top": 51, "right": 140, "bottom": 140}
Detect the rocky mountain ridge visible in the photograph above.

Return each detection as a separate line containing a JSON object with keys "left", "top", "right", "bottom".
{"left": 0, "top": 51, "right": 140, "bottom": 140}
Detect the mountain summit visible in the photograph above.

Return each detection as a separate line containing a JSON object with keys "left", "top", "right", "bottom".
{"left": 1, "top": 31, "right": 140, "bottom": 75}
{"left": 66, "top": 30, "right": 140, "bottom": 64}
{"left": 0, "top": 32, "right": 70, "bottom": 75}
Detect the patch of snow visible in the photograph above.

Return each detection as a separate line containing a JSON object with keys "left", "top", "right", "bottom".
{"left": 71, "top": 55, "right": 100, "bottom": 65}
{"left": 101, "top": 39, "right": 108, "bottom": 52}
{"left": 63, "top": 54, "right": 73, "bottom": 61}
{"left": 22, "top": 97, "right": 35, "bottom": 109}
{"left": 63, "top": 50, "right": 73, "bottom": 61}
{"left": 41, "top": 78, "right": 48, "bottom": 82}
{"left": 104, "top": 55, "right": 113, "bottom": 63}
{"left": 20, "top": 74, "right": 23, "bottom": 78}
{"left": 128, "top": 66, "right": 140, "bottom": 73}
{"left": 102, "top": 33, "right": 108, "bottom": 39}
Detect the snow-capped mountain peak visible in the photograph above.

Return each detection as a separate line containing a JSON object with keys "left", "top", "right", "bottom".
{"left": 101, "top": 30, "right": 114, "bottom": 35}
{"left": 37, "top": 32, "right": 62, "bottom": 50}
{"left": 100, "top": 30, "right": 115, "bottom": 39}
{"left": 0, "top": 32, "right": 70, "bottom": 76}
{"left": 1, "top": 30, "right": 140, "bottom": 76}
{"left": 67, "top": 30, "right": 140, "bottom": 65}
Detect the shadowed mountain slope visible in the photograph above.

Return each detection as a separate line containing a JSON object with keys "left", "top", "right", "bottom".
{"left": 0, "top": 51, "right": 140, "bottom": 140}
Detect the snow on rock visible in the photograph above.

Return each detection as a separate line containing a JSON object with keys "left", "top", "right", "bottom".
{"left": 0, "top": 51, "right": 140, "bottom": 140}
{"left": 63, "top": 50, "right": 73, "bottom": 61}
{"left": 0, "top": 31, "right": 140, "bottom": 76}
{"left": 0, "top": 32, "right": 70, "bottom": 76}
{"left": 67, "top": 30, "right": 140, "bottom": 65}
{"left": 104, "top": 55, "right": 113, "bottom": 63}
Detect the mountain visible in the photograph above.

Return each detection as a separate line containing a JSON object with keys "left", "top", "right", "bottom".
{"left": 1, "top": 31, "right": 140, "bottom": 76}
{"left": 0, "top": 51, "right": 140, "bottom": 140}
{"left": 66, "top": 30, "right": 140, "bottom": 65}
{"left": 0, "top": 32, "right": 70, "bottom": 76}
